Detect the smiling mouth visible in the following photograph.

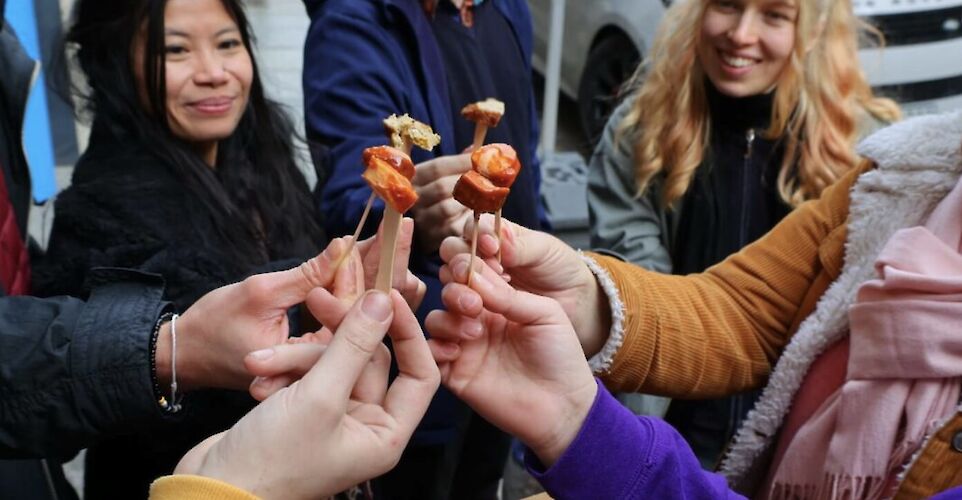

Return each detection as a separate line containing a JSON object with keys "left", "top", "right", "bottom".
{"left": 719, "top": 51, "right": 759, "bottom": 69}
{"left": 190, "top": 97, "right": 235, "bottom": 113}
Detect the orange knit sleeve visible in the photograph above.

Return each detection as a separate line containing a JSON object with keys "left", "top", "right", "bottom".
{"left": 588, "top": 162, "right": 869, "bottom": 398}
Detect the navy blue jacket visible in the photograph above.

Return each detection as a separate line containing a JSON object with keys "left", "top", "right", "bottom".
{"left": 302, "top": 0, "right": 546, "bottom": 442}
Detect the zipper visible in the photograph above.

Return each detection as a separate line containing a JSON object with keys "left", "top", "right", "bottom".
{"left": 738, "top": 128, "right": 756, "bottom": 246}
{"left": 41, "top": 459, "right": 60, "bottom": 500}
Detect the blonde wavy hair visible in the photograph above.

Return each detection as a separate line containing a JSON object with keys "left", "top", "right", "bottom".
{"left": 622, "top": 0, "right": 901, "bottom": 208}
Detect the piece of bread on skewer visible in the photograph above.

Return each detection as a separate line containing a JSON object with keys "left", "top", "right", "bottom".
{"left": 461, "top": 98, "right": 505, "bottom": 128}
{"left": 383, "top": 113, "right": 441, "bottom": 152}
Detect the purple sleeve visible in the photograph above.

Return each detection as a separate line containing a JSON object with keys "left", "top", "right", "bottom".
{"left": 525, "top": 380, "right": 745, "bottom": 500}
{"left": 930, "top": 486, "right": 962, "bottom": 499}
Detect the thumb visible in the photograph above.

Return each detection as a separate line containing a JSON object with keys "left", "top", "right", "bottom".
{"left": 252, "top": 237, "right": 354, "bottom": 308}
{"left": 175, "top": 431, "right": 227, "bottom": 475}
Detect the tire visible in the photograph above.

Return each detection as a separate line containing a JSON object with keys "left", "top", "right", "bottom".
{"left": 577, "top": 33, "right": 641, "bottom": 143}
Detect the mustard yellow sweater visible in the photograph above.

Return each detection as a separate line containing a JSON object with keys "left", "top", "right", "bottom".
{"left": 150, "top": 475, "right": 259, "bottom": 500}
{"left": 589, "top": 163, "right": 866, "bottom": 398}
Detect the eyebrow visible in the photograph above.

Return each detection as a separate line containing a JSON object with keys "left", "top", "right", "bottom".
{"left": 766, "top": 0, "right": 797, "bottom": 9}
{"left": 164, "top": 27, "right": 240, "bottom": 38}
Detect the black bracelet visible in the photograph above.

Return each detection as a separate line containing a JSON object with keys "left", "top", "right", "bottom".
{"left": 149, "top": 312, "right": 175, "bottom": 413}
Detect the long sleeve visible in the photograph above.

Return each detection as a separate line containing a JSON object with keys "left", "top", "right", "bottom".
{"left": 589, "top": 163, "right": 867, "bottom": 398}
{"left": 302, "top": 3, "right": 431, "bottom": 239}
{"left": 587, "top": 97, "right": 672, "bottom": 273}
{"left": 526, "top": 381, "right": 744, "bottom": 499}
{"left": 0, "top": 269, "right": 170, "bottom": 459}
{"left": 149, "top": 476, "right": 259, "bottom": 500}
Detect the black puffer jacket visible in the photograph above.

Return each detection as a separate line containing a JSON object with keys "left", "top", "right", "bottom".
{"left": 34, "top": 124, "right": 326, "bottom": 499}
{"left": 0, "top": 8, "right": 216, "bottom": 500}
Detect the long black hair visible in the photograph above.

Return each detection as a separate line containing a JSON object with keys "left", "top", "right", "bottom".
{"left": 66, "top": 0, "right": 324, "bottom": 269}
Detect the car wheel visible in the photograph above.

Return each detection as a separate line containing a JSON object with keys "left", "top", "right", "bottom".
{"left": 577, "top": 33, "right": 641, "bottom": 143}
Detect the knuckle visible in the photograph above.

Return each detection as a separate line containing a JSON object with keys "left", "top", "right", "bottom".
{"left": 242, "top": 274, "right": 275, "bottom": 301}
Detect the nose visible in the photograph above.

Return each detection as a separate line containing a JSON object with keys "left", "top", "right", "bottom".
{"left": 727, "top": 11, "right": 760, "bottom": 46}
{"left": 194, "top": 51, "right": 229, "bottom": 86}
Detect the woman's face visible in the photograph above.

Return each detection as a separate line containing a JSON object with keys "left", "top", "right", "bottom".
{"left": 697, "top": 0, "right": 797, "bottom": 98}
{"left": 136, "top": 0, "right": 253, "bottom": 148}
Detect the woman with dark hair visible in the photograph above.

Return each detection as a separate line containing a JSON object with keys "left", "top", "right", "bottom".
{"left": 33, "top": 0, "right": 328, "bottom": 496}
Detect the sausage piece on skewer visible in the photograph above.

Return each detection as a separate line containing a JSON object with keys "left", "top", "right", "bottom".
{"left": 470, "top": 143, "right": 521, "bottom": 263}
{"left": 361, "top": 146, "right": 418, "bottom": 214}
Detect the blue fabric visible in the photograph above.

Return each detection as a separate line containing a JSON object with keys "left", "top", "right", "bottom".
{"left": 302, "top": 0, "right": 546, "bottom": 443}
{"left": 526, "top": 381, "right": 745, "bottom": 500}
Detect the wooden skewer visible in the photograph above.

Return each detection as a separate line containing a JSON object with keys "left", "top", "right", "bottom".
{"left": 333, "top": 192, "right": 377, "bottom": 270}
{"left": 471, "top": 123, "right": 488, "bottom": 151}
{"left": 467, "top": 211, "right": 480, "bottom": 287}
{"left": 494, "top": 209, "right": 504, "bottom": 264}
{"left": 374, "top": 206, "right": 403, "bottom": 293}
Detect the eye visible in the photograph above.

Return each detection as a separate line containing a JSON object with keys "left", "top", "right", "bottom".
{"left": 218, "top": 38, "right": 243, "bottom": 50}
{"left": 765, "top": 9, "right": 795, "bottom": 22}
{"left": 165, "top": 44, "right": 187, "bottom": 56}
{"left": 712, "top": 0, "right": 740, "bottom": 13}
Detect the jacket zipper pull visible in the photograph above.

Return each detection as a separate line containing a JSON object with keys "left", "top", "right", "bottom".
{"left": 744, "top": 128, "right": 756, "bottom": 160}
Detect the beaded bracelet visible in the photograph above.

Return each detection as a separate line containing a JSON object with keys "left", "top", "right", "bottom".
{"left": 149, "top": 312, "right": 181, "bottom": 414}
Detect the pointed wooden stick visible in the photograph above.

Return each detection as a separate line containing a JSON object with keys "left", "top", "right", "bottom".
{"left": 494, "top": 209, "right": 504, "bottom": 264}
{"left": 333, "top": 192, "right": 377, "bottom": 270}
{"left": 375, "top": 206, "right": 403, "bottom": 293}
{"left": 467, "top": 211, "right": 480, "bottom": 287}
{"left": 471, "top": 123, "right": 489, "bottom": 151}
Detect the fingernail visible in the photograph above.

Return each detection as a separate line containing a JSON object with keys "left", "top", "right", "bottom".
{"left": 442, "top": 342, "right": 460, "bottom": 356}
{"left": 463, "top": 322, "right": 483, "bottom": 338}
{"left": 248, "top": 348, "right": 275, "bottom": 360}
{"left": 361, "top": 291, "right": 392, "bottom": 321}
{"left": 458, "top": 292, "right": 480, "bottom": 311}
{"left": 471, "top": 271, "right": 493, "bottom": 292}
{"left": 453, "top": 259, "right": 469, "bottom": 281}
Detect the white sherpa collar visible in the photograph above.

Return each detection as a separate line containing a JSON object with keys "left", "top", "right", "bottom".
{"left": 719, "top": 111, "right": 962, "bottom": 492}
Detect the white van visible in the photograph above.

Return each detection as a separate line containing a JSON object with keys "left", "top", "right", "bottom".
{"left": 528, "top": 0, "right": 962, "bottom": 138}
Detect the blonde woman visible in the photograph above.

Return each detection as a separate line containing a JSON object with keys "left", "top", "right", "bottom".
{"left": 587, "top": 0, "right": 900, "bottom": 466}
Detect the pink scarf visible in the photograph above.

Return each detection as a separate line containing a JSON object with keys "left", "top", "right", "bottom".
{"left": 770, "top": 176, "right": 962, "bottom": 499}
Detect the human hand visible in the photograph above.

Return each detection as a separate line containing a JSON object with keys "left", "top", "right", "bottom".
{"left": 425, "top": 258, "right": 597, "bottom": 467}
{"left": 156, "top": 237, "right": 361, "bottom": 392}
{"left": 175, "top": 290, "right": 440, "bottom": 499}
{"left": 410, "top": 153, "right": 473, "bottom": 253}
{"left": 439, "top": 215, "right": 611, "bottom": 357}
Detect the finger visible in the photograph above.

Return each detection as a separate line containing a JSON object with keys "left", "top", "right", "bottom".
{"left": 383, "top": 291, "right": 441, "bottom": 430}
{"left": 250, "top": 374, "right": 297, "bottom": 401}
{"left": 332, "top": 246, "right": 364, "bottom": 303}
{"left": 448, "top": 255, "right": 566, "bottom": 326}
{"left": 245, "top": 342, "right": 327, "bottom": 379}
{"left": 440, "top": 281, "right": 483, "bottom": 318}
{"left": 392, "top": 218, "right": 415, "bottom": 290}
{"left": 305, "top": 287, "right": 352, "bottom": 333}
{"left": 422, "top": 198, "right": 469, "bottom": 227}
{"left": 351, "top": 344, "right": 392, "bottom": 405}
{"left": 244, "top": 237, "right": 353, "bottom": 308}
{"left": 174, "top": 431, "right": 227, "bottom": 474}
{"left": 412, "top": 153, "right": 471, "bottom": 186}
{"left": 399, "top": 272, "right": 427, "bottom": 311}
{"left": 428, "top": 339, "right": 461, "bottom": 364}
{"left": 424, "top": 308, "right": 484, "bottom": 341}
{"left": 415, "top": 175, "right": 460, "bottom": 208}
{"left": 300, "top": 290, "right": 394, "bottom": 404}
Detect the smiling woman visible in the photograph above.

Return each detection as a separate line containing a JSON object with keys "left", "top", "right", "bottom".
{"left": 587, "top": 0, "right": 902, "bottom": 469}
{"left": 33, "top": 0, "right": 327, "bottom": 497}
